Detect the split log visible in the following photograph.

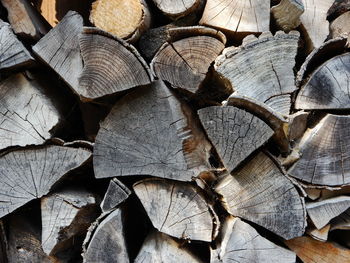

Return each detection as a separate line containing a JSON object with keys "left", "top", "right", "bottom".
{"left": 0, "top": 73, "right": 60, "bottom": 150}
{"left": 0, "top": 145, "right": 91, "bottom": 218}
{"left": 330, "top": 208, "right": 350, "bottom": 230}
{"left": 215, "top": 152, "right": 306, "bottom": 239}
{"left": 295, "top": 53, "right": 350, "bottom": 110}
{"left": 135, "top": 231, "right": 202, "bottom": 263}
{"left": 271, "top": 0, "right": 304, "bottom": 32}
{"left": 307, "top": 225, "right": 330, "bottom": 242}
{"left": 288, "top": 111, "right": 309, "bottom": 141}
{"left": 288, "top": 114, "right": 350, "bottom": 186}
{"left": 100, "top": 178, "right": 131, "bottom": 213}
{"left": 330, "top": 11, "right": 350, "bottom": 39}
{"left": 93, "top": 80, "right": 213, "bottom": 181}
{"left": 90, "top": 0, "right": 151, "bottom": 42}
{"left": 285, "top": 236, "right": 350, "bottom": 263}
{"left": 304, "top": 187, "right": 322, "bottom": 200}
{"left": 197, "top": 105, "right": 273, "bottom": 173}
{"left": 211, "top": 217, "right": 296, "bottom": 263}
{"left": 199, "top": 0, "right": 270, "bottom": 37}
{"left": 41, "top": 189, "right": 99, "bottom": 256}
{"left": 214, "top": 31, "right": 300, "bottom": 116}
{"left": 152, "top": 0, "right": 201, "bottom": 19}
{"left": 0, "top": 21, "right": 34, "bottom": 71}
{"left": 133, "top": 178, "right": 214, "bottom": 242}
{"left": 327, "top": 0, "right": 350, "bottom": 21}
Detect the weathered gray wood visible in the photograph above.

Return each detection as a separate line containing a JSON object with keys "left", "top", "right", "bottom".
{"left": 0, "top": 21, "right": 34, "bottom": 71}
{"left": 307, "top": 225, "right": 330, "bottom": 242}
{"left": 41, "top": 189, "right": 99, "bottom": 256}
{"left": 135, "top": 231, "right": 203, "bottom": 263}
{"left": 288, "top": 114, "right": 350, "bottom": 186}
{"left": 100, "top": 178, "right": 131, "bottom": 213}
{"left": 83, "top": 208, "right": 129, "bottom": 263}
{"left": 93, "top": 80, "right": 213, "bottom": 181}
{"left": 197, "top": 106, "right": 273, "bottom": 173}
{"left": 0, "top": 73, "right": 60, "bottom": 150}
{"left": 295, "top": 53, "right": 350, "bottom": 110}
{"left": 152, "top": 0, "right": 201, "bottom": 19}
{"left": 78, "top": 27, "right": 153, "bottom": 100}
{"left": 271, "top": 0, "right": 304, "bottom": 31}
{"left": 330, "top": 208, "right": 350, "bottom": 230}
{"left": 330, "top": 11, "right": 350, "bottom": 38}
{"left": 288, "top": 111, "right": 308, "bottom": 141}
{"left": 215, "top": 31, "right": 300, "bottom": 116}
{"left": 211, "top": 217, "right": 296, "bottom": 263}
{"left": 133, "top": 178, "right": 214, "bottom": 242}
{"left": 215, "top": 152, "right": 306, "bottom": 239}
{"left": 32, "top": 11, "right": 83, "bottom": 92}
{"left": 0, "top": 145, "right": 91, "bottom": 218}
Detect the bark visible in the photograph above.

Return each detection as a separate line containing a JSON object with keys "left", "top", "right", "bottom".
{"left": 100, "top": 178, "right": 131, "bottom": 213}
{"left": 271, "top": 0, "right": 304, "bottom": 32}
{"left": 330, "top": 12, "right": 350, "bottom": 39}
{"left": 327, "top": 0, "right": 350, "bottom": 21}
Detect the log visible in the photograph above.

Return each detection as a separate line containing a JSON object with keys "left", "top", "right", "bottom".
{"left": 330, "top": 11, "right": 350, "bottom": 39}
{"left": 327, "top": 0, "right": 350, "bottom": 21}
{"left": 215, "top": 152, "right": 306, "bottom": 239}
{"left": 331, "top": 208, "right": 350, "bottom": 230}
{"left": 133, "top": 178, "right": 215, "bottom": 242}
{"left": 0, "top": 145, "right": 91, "bottom": 218}
{"left": 215, "top": 31, "right": 300, "bottom": 116}
{"left": 211, "top": 217, "right": 296, "bottom": 263}
{"left": 90, "top": 0, "right": 151, "bottom": 42}
{"left": 93, "top": 80, "right": 213, "bottom": 181}
{"left": 100, "top": 178, "right": 131, "bottom": 213}
{"left": 152, "top": 0, "right": 201, "bottom": 19}
{"left": 135, "top": 231, "right": 202, "bottom": 263}
{"left": 197, "top": 105, "right": 273, "bottom": 173}
{"left": 307, "top": 225, "right": 330, "bottom": 242}
{"left": 288, "top": 114, "right": 350, "bottom": 186}
{"left": 271, "top": 0, "right": 304, "bottom": 32}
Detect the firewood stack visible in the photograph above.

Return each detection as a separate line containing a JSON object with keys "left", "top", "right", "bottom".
{"left": 0, "top": 0, "right": 350, "bottom": 262}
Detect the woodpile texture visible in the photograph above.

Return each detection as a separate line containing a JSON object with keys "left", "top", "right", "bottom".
{"left": 0, "top": 0, "right": 350, "bottom": 263}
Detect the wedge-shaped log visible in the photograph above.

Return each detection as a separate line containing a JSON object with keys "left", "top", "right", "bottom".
{"left": 78, "top": 27, "right": 153, "bottom": 100}
{"left": 93, "top": 81, "right": 213, "bottom": 181}
{"left": 198, "top": 106, "right": 273, "bottom": 173}
{"left": 285, "top": 236, "right": 350, "bottom": 263}
{"left": 152, "top": 0, "right": 201, "bottom": 19}
{"left": 135, "top": 231, "right": 203, "bottom": 263}
{"left": 41, "top": 189, "right": 99, "bottom": 256}
{"left": 215, "top": 152, "right": 306, "bottom": 239}
{"left": 100, "top": 178, "right": 131, "bottom": 213}
{"left": 0, "top": 73, "right": 60, "bottom": 150}
{"left": 288, "top": 114, "right": 350, "bottom": 186}
{"left": 295, "top": 53, "right": 350, "bottom": 110}
{"left": 134, "top": 178, "right": 214, "bottom": 242}
{"left": 331, "top": 208, "right": 350, "bottom": 230}
{"left": 271, "top": 0, "right": 304, "bottom": 31}
{"left": 211, "top": 217, "right": 296, "bottom": 263}
{"left": 307, "top": 225, "right": 330, "bottom": 242}
{"left": 199, "top": 0, "right": 270, "bottom": 36}
{"left": 330, "top": 11, "right": 350, "bottom": 38}
{"left": 215, "top": 31, "right": 299, "bottom": 116}
{"left": 151, "top": 36, "right": 225, "bottom": 94}
{"left": 0, "top": 145, "right": 91, "bottom": 218}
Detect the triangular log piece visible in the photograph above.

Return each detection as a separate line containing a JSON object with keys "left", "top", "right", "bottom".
{"left": 304, "top": 187, "right": 322, "bottom": 200}
{"left": 93, "top": 80, "right": 213, "bottom": 181}
{"left": 197, "top": 105, "right": 273, "bottom": 173}
{"left": 41, "top": 189, "right": 99, "bottom": 256}
{"left": 32, "top": 11, "right": 83, "bottom": 92}
{"left": 211, "top": 217, "right": 296, "bottom": 263}
{"left": 215, "top": 31, "right": 300, "bottom": 116}
{"left": 331, "top": 208, "right": 350, "bottom": 230}
{"left": 0, "top": 73, "right": 60, "bottom": 150}
{"left": 288, "top": 114, "right": 350, "bottom": 186}
{"left": 306, "top": 196, "right": 350, "bottom": 230}
{"left": 295, "top": 53, "right": 350, "bottom": 110}
{"left": 0, "top": 20, "right": 34, "bottom": 71}
{"left": 330, "top": 12, "right": 350, "bottom": 39}
{"left": 215, "top": 152, "right": 306, "bottom": 239}
{"left": 199, "top": 0, "right": 270, "bottom": 36}
{"left": 151, "top": 0, "right": 201, "bottom": 19}
{"left": 288, "top": 111, "right": 309, "bottom": 141}
{"left": 133, "top": 178, "right": 214, "bottom": 242}
{"left": 0, "top": 145, "right": 91, "bottom": 218}
{"left": 78, "top": 27, "right": 153, "bottom": 100}
{"left": 135, "top": 231, "right": 203, "bottom": 263}
{"left": 90, "top": 0, "right": 150, "bottom": 42}
{"left": 307, "top": 225, "right": 330, "bottom": 242}
{"left": 100, "top": 178, "right": 131, "bottom": 213}
{"left": 83, "top": 208, "right": 129, "bottom": 263}
{"left": 327, "top": 0, "right": 350, "bottom": 21}
{"left": 151, "top": 35, "right": 225, "bottom": 94}
{"left": 271, "top": 0, "right": 304, "bottom": 32}
{"left": 285, "top": 236, "right": 350, "bottom": 263}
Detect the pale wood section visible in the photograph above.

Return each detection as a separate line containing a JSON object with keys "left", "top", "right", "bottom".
{"left": 134, "top": 178, "right": 214, "bottom": 242}
{"left": 330, "top": 11, "right": 350, "bottom": 38}
{"left": 100, "top": 178, "right": 131, "bottom": 213}
{"left": 215, "top": 152, "right": 306, "bottom": 239}
{"left": 0, "top": 146, "right": 91, "bottom": 218}
{"left": 152, "top": 0, "right": 200, "bottom": 19}
{"left": 271, "top": 0, "right": 304, "bottom": 31}
{"left": 93, "top": 80, "right": 213, "bottom": 181}
{"left": 307, "top": 225, "right": 330, "bottom": 242}
{"left": 199, "top": 0, "right": 270, "bottom": 35}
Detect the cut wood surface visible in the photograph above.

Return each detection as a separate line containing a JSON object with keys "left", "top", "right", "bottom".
{"left": 215, "top": 31, "right": 300, "bottom": 116}
{"left": 330, "top": 11, "right": 350, "bottom": 38}
{"left": 198, "top": 105, "right": 273, "bottom": 172}
{"left": 215, "top": 152, "right": 306, "bottom": 239}
{"left": 271, "top": 0, "right": 304, "bottom": 31}
{"left": 288, "top": 114, "right": 350, "bottom": 186}
{"left": 133, "top": 178, "right": 214, "bottom": 242}
{"left": 0, "top": 146, "right": 91, "bottom": 218}
{"left": 93, "top": 80, "right": 213, "bottom": 181}
{"left": 152, "top": 0, "right": 200, "bottom": 19}
{"left": 307, "top": 225, "right": 330, "bottom": 242}
{"left": 100, "top": 178, "right": 131, "bottom": 213}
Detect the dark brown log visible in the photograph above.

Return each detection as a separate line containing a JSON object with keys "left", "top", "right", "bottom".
{"left": 307, "top": 225, "right": 330, "bottom": 242}
{"left": 271, "top": 0, "right": 304, "bottom": 32}
{"left": 100, "top": 178, "right": 131, "bottom": 213}
{"left": 327, "top": 0, "right": 350, "bottom": 21}
{"left": 330, "top": 11, "right": 350, "bottom": 39}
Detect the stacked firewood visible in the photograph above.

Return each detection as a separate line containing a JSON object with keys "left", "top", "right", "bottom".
{"left": 0, "top": 0, "right": 349, "bottom": 262}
